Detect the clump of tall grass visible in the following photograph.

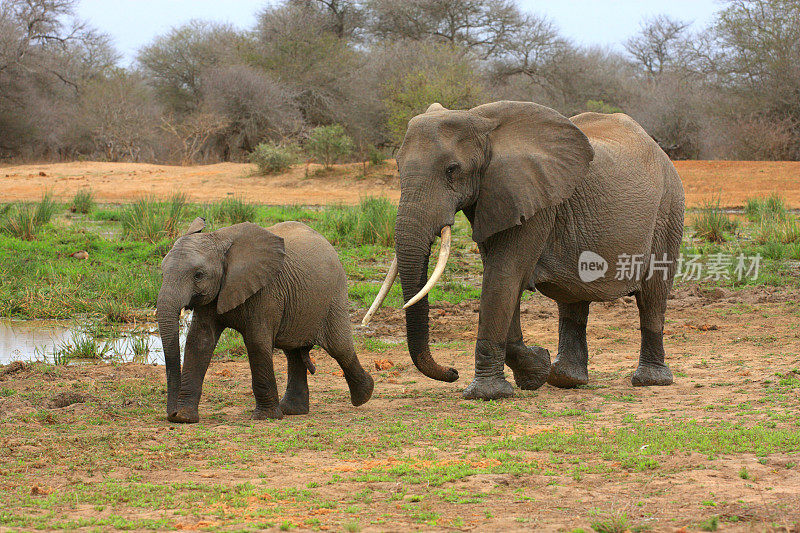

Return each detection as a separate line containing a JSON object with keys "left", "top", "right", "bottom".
{"left": 53, "top": 334, "right": 110, "bottom": 364}
{"left": 320, "top": 196, "right": 396, "bottom": 247}
{"left": 70, "top": 189, "right": 94, "bottom": 214}
{"left": 210, "top": 197, "right": 257, "bottom": 225}
{"left": 121, "top": 194, "right": 186, "bottom": 242}
{"left": 356, "top": 196, "right": 395, "bottom": 246}
{"left": 744, "top": 193, "right": 787, "bottom": 223}
{"left": 0, "top": 192, "right": 57, "bottom": 240}
{"left": 693, "top": 199, "right": 737, "bottom": 243}
{"left": 753, "top": 216, "right": 800, "bottom": 245}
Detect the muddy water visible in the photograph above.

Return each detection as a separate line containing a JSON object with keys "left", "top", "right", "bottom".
{"left": 0, "top": 319, "right": 189, "bottom": 365}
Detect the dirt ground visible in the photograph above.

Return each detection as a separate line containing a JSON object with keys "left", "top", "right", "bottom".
{"left": 1, "top": 286, "right": 799, "bottom": 531}
{"left": 3, "top": 160, "right": 800, "bottom": 208}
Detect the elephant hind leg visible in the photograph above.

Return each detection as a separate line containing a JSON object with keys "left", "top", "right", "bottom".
{"left": 280, "top": 347, "right": 313, "bottom": 416}
{"left": 321, "top": 303, "right": 374, "bottom": 407}
{"left": 632, "top": 202, "right": 681, "bottom": 387}
{"left": 547, "top": 301, "right": 591, "bottom": 388}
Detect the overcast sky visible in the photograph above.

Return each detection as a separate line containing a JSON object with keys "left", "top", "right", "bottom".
{"left": 76, "top": 0, "right": 722, "bottom": 66}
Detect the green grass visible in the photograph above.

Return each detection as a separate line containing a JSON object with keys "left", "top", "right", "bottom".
{"left": 121, "top": 194, "right": 187, "bottom": 242}
{"left": 693, "top": 198, "right": 738, "bottom": 243}
{"left": 70, "top": 189, "right": 95, "bottom": 214}
{"left": 0, "top": 192, "right": 57, "bottom": 240}
{"left": 209, "top": 196, "right": 257, "bottom": 225}
{"left": 744, "top": 194, "right": 787, "bottom": 223}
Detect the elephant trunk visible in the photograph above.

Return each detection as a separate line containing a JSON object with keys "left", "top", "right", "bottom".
{"left": 156, "top": 291, "right": 184, "bottom": 418}
{"left": 395, "top": 207, "right": 459, "bottom": 383}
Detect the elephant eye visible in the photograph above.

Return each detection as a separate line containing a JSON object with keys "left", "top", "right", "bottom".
{"left": 194, "top": 271, "right": 204, "bottom": 281}
{"left": 445, "top": 163, "right": 459, "bottom": 177}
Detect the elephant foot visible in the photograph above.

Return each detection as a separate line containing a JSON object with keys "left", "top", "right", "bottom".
{"left": 547, "top": 358, "right": 589, "bottom": 388}
{"left": 168, "top": 407, "right": 199, "bottom": 424}
{"left": 632, "top": 363, "right": 673, "bottom": 386}
{"left": 462, "top": 377, "right": 514, "bottom": 400}
{"left": 251, "top": 406, "right": 284, "bottom": 420}
{"left": 279, "top": 397, "right": 309, "bottom": 416}
{"left": 347, "top": 372, "right": 374, "bottom": 407}
{"left": 506, "top": 342, "right": 551, "bottom": 390}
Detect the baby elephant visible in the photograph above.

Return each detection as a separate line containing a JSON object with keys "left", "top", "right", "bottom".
{"left": 157, "top": 218, "right": 374, "bottom": 423}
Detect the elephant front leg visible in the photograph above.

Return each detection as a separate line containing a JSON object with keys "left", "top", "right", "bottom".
{"left": 505, "top": 301, "right": 551, "bottom": 390}
{"left": 547, "top": 301, "right": 590, "bottom": 388}
{"left": 280, "top": 347, "right": 312, "bottom": 415}
{"left": 171, "top": 311, "right": 221, "bottom": 424}
{"left": 245, "top": 334, "right": 283, "bottom": 420}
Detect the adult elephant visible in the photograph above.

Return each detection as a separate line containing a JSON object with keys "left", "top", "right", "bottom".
{"left": 364, "top": 101, "right": 684, "bottom": 400}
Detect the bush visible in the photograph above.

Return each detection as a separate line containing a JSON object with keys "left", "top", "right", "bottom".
{"left": 70, "top": 189, "right": 95, "bottom": 214}
{"left": 211, "top": 197, "right": 257, "bottom": 225}
{"left": 0, "top": 193, "right": 57, "bottom": 240}
{"left": 366, "top": 145, "right": 386, "bottom": 166}
{"left": 121, "top": 194, "right": 187, "bottom": 243}
{"left": 693, "top": 199, "right": 737, "bottom": 243}
{"left": 249, "top": 143, "right": 298, "bottom": 174}
{"left": 586, "top": 99, "right": 623, "bottom": 114}
{"left": 304, "top": 125, "right": 354, "bottom": 168}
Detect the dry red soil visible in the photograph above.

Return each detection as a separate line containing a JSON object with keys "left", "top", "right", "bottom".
{"left": 3, "top": 160, "right": 800, "bottom": 208}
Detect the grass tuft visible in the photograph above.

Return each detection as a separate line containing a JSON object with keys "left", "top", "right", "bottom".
{"left": 70, "top": 189, "right": 95, "bottom": 214}
{"left": 590, "top": 511, "right": 629, "bottom": 533}
{"left": 0, "top": 192, "right": 57, "bottom": 240}
{"left": 121, "top": 194, "right": 187, "bottom": 242}
{"left": 693, "top": 199, "right": 737, "bottom": 243}
{"left": 210, "top": 197, "right": 257, "bottom": 225}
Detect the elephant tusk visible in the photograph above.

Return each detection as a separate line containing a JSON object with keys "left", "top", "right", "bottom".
{"left": 361, "top": 256, "right": 398, "bottom": 326}
{"left": 403, "top": 226, "right": 451, "bottom": 309}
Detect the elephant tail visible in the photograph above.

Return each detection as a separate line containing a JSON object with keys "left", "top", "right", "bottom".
{"left": 303, "top": 351, "right": 316, "bottom": 375}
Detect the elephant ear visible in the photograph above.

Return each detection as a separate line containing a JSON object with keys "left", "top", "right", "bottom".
{"left": 214, "top": 223, "right": 286, "bottom": 314}
{"left": 469, "top": 101, "right": 594, "bottom": 243}
{"left": 184, "top": 217, "right": 206, "bottom": 235}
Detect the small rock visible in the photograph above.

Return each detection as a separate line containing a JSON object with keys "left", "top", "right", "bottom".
{"left": 69, "top": 250, "right": 89, "bottom": 260}
{"left": 38, "top": 171, "right": 47, "bottom": 177}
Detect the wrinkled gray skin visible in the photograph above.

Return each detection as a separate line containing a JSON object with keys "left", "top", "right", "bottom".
{"left": 157, "top": 219, "right": 374, "bottom": 423}
{"left": 394, "top": 101, "right": 685, "bottom": 400}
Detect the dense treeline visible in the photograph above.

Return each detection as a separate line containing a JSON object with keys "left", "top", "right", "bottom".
{"left": 1, "top": 0, "right": 798, "bottom": 163}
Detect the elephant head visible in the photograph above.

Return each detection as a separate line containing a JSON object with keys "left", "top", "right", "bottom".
{"left": 157, "top": 218, "right": 285, "bottom": 417}
{"left": 364, "top": 101, "right": 594, "bottom": 382}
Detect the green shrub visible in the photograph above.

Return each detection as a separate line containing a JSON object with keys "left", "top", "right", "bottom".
{"left": 0, "top": 192, "right": 57, "bottom": 240}
{"left": 121, "top": 194, "right": 187, "bottom": 243}
{"left": 304, "top": 125, "right": 354, "bottom": 168}
{"left": 249, "top": 143, "right": 298, "bottom": 174}
{"left": 586, "top": 99, "right": 623, "bottom": 114}
{"left": 211, "top": 197, "right": 257, "bottom": 225}
{"left": 366, "top": 145, "right": 386, "bottom": 166}
{"left": 693, "top": 200, "right": 737, "bottom": 243}
{"left": 70, "top": 189, "right": 95, "bottom": 214}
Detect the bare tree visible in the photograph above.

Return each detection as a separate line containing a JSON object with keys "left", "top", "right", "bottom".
{"left": 201, "top": 64, "right": 305, "bottom": 157}
{"left": 137, "top": 20, "right": 244, "bottom": 114}
{"left": 624, "top": 15, "right": 691, "bottom": 77}
{"left": 79, "top": 71, "right": 161, "bottom": 161}
{"left": 366, "top": 0, "right": 523, "bottom": 60}
{"left": 160, "top": 112, "right": 230, "bottom": 164}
